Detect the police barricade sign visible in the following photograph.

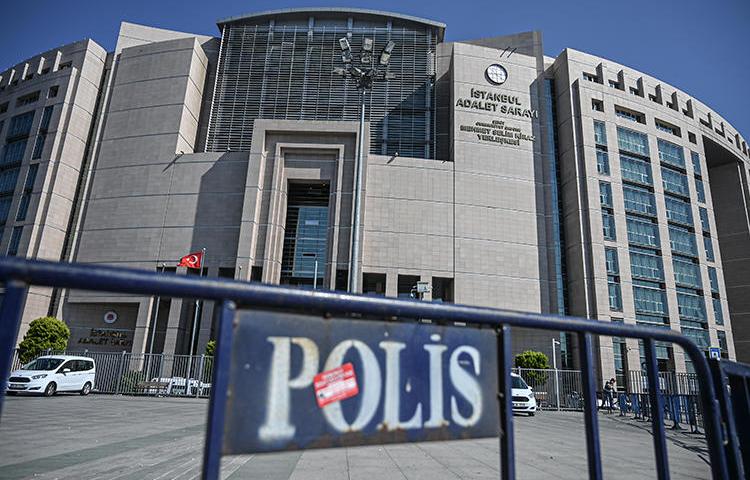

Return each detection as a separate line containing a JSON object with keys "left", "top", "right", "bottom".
{"left": 222, "top": 310, "right": 500, "bottom": 453}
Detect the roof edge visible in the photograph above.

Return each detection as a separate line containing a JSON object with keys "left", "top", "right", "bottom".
{"left": 217, "top": 7, "right": 446, "bottom": 31}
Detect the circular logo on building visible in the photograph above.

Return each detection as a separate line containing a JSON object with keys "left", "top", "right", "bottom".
{"left": 103, "top": 310, "right": 118, "bottom": 324}
{"left": 485, "top": 64, "right": 508, "bottom": 85}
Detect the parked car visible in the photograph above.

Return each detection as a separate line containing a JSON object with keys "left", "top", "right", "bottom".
{"left": 6, "top": 355, "right": 95, "bottom": 396}
{"left": 511, "top": 372, "right": 537, "bottom": 415}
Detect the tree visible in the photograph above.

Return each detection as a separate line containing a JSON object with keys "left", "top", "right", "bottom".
{"left": 18, "top": 317, "right": 70, "bottom": 364}
{"left": 514, "top": 350, "right": 551, "bottom": 385}
{"left": 204, "top": 340, "right": 216, "bottom": 356}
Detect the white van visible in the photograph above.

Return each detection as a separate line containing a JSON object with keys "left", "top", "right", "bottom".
{"left": 7, "top": 355, "right": 96, "bottom": 396}
{"left": 511, "top": 372, "right": 538, "bottom": 416}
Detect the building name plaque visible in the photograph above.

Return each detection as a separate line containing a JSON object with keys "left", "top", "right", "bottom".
{"left": 459, "top": 120, "right": 535, "bottom": 146}
{"left": 455, "top": 88, "right": 538, "bottom": 118}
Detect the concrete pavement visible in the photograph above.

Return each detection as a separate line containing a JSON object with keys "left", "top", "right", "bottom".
{"left": 0, "top": 395, "right": 711, "bottom": 479}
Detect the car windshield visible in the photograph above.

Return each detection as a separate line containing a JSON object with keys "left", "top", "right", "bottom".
{"left": 512, "top": 376, "right": 529, "bottom": 389}
{"left": 22, "top": 358, "right": 64, "bottom": 371}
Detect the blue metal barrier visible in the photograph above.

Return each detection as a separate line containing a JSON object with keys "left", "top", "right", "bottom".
{"left": 710, "top": 359, "right": 750, "bottom": 479}
{"left": 0, "top": 257, "right": 733, "bottom": 479}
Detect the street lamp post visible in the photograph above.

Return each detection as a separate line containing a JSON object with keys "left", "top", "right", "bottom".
{"left": 552, "top": 338, "right": 561, "bottom": 411}
{"left": 334, "top": 38, "right": 395, "bottom": 293}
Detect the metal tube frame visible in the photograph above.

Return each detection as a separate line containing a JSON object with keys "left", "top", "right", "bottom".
{"left": 0, "top": 257, "right": 732, "bottom": 479}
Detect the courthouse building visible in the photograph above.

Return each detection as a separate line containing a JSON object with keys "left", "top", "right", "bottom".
{"left": 1, "top": 8, "right": 748, "bottom": 383}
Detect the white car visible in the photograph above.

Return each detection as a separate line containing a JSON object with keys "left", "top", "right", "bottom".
{"left": 511, "top": 373, "right": 537, "bottom": 415}
{"left": 7, "top": 355, "right": 95, "bottom": 396}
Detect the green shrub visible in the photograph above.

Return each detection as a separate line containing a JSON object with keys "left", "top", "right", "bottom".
{"left": 515, "top": 350, "right": 551, "bottom": 385}
{"left": 204, "top": 340, "right": 216, "bottom": 356}
{"left": 18, "top": 317, "right": 70, "bottom": 364}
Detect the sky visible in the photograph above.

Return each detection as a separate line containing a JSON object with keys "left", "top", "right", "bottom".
{"left": 1, "top": 0, "right": 748, "bottom": 136}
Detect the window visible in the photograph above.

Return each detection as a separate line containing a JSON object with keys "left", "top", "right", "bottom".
{"left": 0, "top": 168, "right": 19, "bottom": 194}
{"left": 673, "top": 257, "right": 702, "bottom": 288}
{"left": 708, "top": 267, "right": 719, "bottom": 293}
{"left": 623, "top": 185, "right": 656, "bottom": 216}
{"left": 630, "top": 247, "right": 664, "bottom": 281}
{"left": 47, "top": 85, "right": 59, "bottom": 98}
{"left": 704, "top": 236, "right": 715, "bottom": 261}
{"left": 39, "top": 106, "right": 53, "bottom": 132}
{"left": 634, "top": 282, "right": 668, "bottom": 315}
{"left": 655, "top": 119, "right": 680, "bottom": 137}
{"left": 432, "top": 277, "right": 454, "bottom": 303}
{"left": 599, "top": 181, "right": 613, "bottom": 208}
{"left": 596, "top": 148, "right": 610, "bottom": 175}
{"left": 594, "top": 121, "right": 607, "bottom": 145}
{"left": 362, "top": 273, "right": 386, "bottom": 295}
{"left": 7, "top": 226, "right": 22, "bottom": 256}
{"left": 0, "top": 102, "right": 8, "bottom": 114}
{"left": 695, "top": 179, "right": 706, "bottom": 203}
{"left": 0, "top": 197, "right": 12, "bottom": 225}
{"left": 1, "top": 139, "right": 28, "bottom": 165}
{"left": 668, "top": 225, "right": 697, "bottom": 256}
{"left": 677, "top": 290, "right": 706, "bottom": 321}
{"left": 657, "top": 139, "right": 685, "bottom": 168}
{"left": 397, "top": 274, "right": 421, "bottom": 298}
{"left": 15, "top": 165, "right": 37, "bottom": 222}
{"left": 605, "top": 247, "right": 619, "bottom": 274}
{"left": 31, "top": 135, "right": 45, "bottom": 159}
{"left": 6, "top": 111, "right": 35, "bottom": 138}
{"left": 24, "top": 164, "right": 37, "bottom": 190}
{"left": 664, "top": 196, "right": 693, "bottom": 225}
{"left": 620, "top": 154, "right": 652, "bottom": 185}
{"left": 602, "top": 211, "right": 617, "bottom": 240}
{"left": 617, "top": 127, "right": 649, "bottom": 156}
{"left": 615, "top": 106, "right": 646, "bottom": 124}
{"left": 661, "top": 168, "right": 689, "bottom": 197}
{"left": 626, "top": 216, "right": 659, "bottom": 248}
{"left": 691, "top": 151, "right": 702, "bottom": 176}
{"left": 713, "top": 298, "right": 724, "bottom": 325}
{"left": 717, "top": 330, "right": 728, "bottom": 357}
{"left": 688, "top": 132, "right": 696, "bottom": 144}
{"left": 583, "top": 72, "right": 598, "bottom": 83}
{"left": 15, "top": 194, "right": 30, "bottom": 221}
{"left": 608, "top": 277, "right": 622, "bottom": 311}
{"left": 58, "top": 61, "right": 72, "bottom": 70}
{"left": 699, "top": 207, "right": 710, "bottom": 232}
{"left": 15, "top": 91, "right": 40, "bottom": 108}
{"left": 592, "top": 99, "right": 604, "bottom": 111}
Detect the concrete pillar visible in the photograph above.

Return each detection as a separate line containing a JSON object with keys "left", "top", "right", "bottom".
{"left": 131, "top": 297, "right": 155, "bottom": 355}
{"left": 162, "top": 297, "right": 185, "bottom": 356}
{"left": 385, "top": 271, "right": 398, "bottom": 297}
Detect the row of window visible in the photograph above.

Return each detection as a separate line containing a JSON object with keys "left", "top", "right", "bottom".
{"left": 0, "top": 85, "right": 59, "bottom": 116}
{"left": 595, "top": 120, "right": 722, "bottom": 338}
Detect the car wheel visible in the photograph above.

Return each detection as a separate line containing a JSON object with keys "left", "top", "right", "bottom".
{"left": 80, "top": 382, "right": 92, "bottom": 396}
{"left": 528, "top": 412, "right": 535, "bottom": 416}
{"left": 6, "top": 391, "right": 17, "bottom": 396}
{"left": 44, "top": 382, "right": 57, "bottom": 397}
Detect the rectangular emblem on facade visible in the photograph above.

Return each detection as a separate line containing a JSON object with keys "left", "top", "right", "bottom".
{"left": 222, "top": 310, "right": 499, "bottom": 454}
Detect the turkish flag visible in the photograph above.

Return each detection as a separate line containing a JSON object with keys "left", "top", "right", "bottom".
{"left": 177, "top": 251, "right": 203, "bottom": 269}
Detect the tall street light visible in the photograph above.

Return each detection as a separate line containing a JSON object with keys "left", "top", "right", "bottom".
{"left": 334, "top": 37, "right": 396, "bottom": 293}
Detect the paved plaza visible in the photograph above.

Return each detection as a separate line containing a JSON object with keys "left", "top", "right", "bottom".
{"left": 0, "top": 395, "right": 710, "bottom": 479}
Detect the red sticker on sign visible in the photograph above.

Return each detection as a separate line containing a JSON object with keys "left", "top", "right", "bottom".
{"left": 313, "top": 362, "right": 359, "bottom": 408}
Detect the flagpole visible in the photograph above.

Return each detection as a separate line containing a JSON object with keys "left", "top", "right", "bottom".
{"left": 186, "top": 248, "right": 205, "bottom": 394}
{"left": 146, "top": 263, "right": 165, "bottom": 379}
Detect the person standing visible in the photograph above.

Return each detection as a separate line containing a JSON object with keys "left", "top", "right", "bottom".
{"left": 604, "top": 378, "right": 615, "bottom": 413}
